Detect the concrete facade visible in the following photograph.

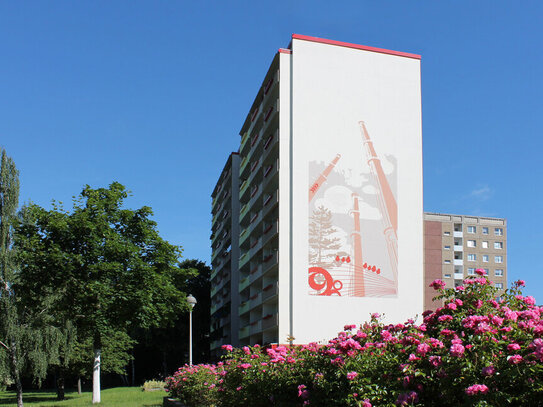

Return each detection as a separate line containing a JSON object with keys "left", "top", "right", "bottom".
{"left": 211, "top": 34, "right": 424, "bottom": 352}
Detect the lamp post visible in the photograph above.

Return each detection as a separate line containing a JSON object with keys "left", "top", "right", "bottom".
{"left": 187, "top": 294, "right": 197, "bottom": 365}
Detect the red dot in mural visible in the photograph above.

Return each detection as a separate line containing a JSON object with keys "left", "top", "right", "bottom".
{"left": 363, "top": 262, "right": 367, "bottom": 269}
{"left": 346, "top": 256, "right": 351, "bottom": 263}
{"left": 371, "top": 265, "right": 376, "bottom": 272}
{"left": 336, "top": 255, "right": 340, "bottom": 262}
{"left": 377, "top": 268, "right": 381, "bottom": 274}
{"left": 341, "top": 257, "right": 345, "bottom": 262}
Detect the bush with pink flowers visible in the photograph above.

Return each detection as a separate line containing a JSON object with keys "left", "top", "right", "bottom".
{"left": 166, "top": 272, "right": 543, "bottom": 406}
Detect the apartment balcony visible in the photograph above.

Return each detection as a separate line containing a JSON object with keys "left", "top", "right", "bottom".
{"left": 262, "top": 313, "right": 278, "bottom": 331}
{"left": 250, "top": 319, "right": 262, "bottom": 336}
{"left": 239, "top": 300, "right": 250, "bottom": 316}
{"left": 262, "top": 189, "right": 278, "bottom": 218}
{"left": 239, "top": 227, "right": 250, "bottom": 246}
{"left": 239, "top": 179, "right": 250, "bottom": 200}
{"left": 249, "top": 264, "right": 263, "bottom": 284}
{"left": 211, "top": 277, "right": 227, "bottom": 297}
{"left": 210, "top": 299, "right": 224, "bottom": 316}
{"left": 240, "top": 203, "right": 250, "bottom": 222}
{"left": 454, "top": 231, "right": 463, "bottom": 238}
{"left": 262, "top": 221, "right": 278, "bottom": 248}
{"left": 453, "top": 259, "right": 463, "bottom": 266}
{"left": 262, "top": 159, "right": 279, "bottom": 191}
{"left": 240, "top": 131, "right": 251, "bottom": 154}
{"left": 239, "top": 251, "right": 250, "bottom": 269}
{"left": 243, "top": 211, "right": 263, "bottom": 244}
{"left": 260, "top": 99, "right": 279, "bottom": 136}
{"left": 262, "top": 129, "right": 279, "bottom": 163}
{"left": 239, "top": 325, "right": 250, "bottom": 339}
{"left": 454, "top": 272, "right": 464, "bottom": 280}
{"left": 262, "top": 282, "right": 278, "bottom": 303}
{"left": 244, "top": 185, "right": 262, "bottom": 214}
{"left": 239, "top": 155, "right": 250, "bottom": 177}
{"left": 249, "top": 292, "right": 262, "bottom": 310}
{"left": 248, "top": 239, "right": 262, "bottom": 262}
{"left": 454, "top": 245, "right": 463, "bottom": 251}
{"left": 262, "top": 250, "right": 278, "bottom": 272}
{"left": 262, "top": 71, "right": 278, "bottom": 104}
{"left": 239, "top": 276, "right": 251, "bottom": 292}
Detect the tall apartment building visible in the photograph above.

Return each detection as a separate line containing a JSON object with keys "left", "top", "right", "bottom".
{"left": 210, "top": 153, "right": 240, "bottom": 355}
{"left": 424, "top": 212, "right": 507, "bottom": 310}
{"left": 211, "top": 34, "right": 423, "bottom": 352}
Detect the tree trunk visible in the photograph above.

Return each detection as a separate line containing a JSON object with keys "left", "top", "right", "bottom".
{"left": 92, "top": 347, "right": 101, "bottom": 404}
{"left": 77, "top": 377, "right": 82, "bottom": 395}
{"left": 130, "top": 352, "right": 135, "bottom": 386}
{"left": 8, "top": 340, "right": 23, "bottom": 407}
{"left": 56, "top": 370, "right": 65, "bottom": 400}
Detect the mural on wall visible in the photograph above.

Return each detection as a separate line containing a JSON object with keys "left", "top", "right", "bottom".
{"left": 308, "top": 121, "right": 398, "bottom": 297}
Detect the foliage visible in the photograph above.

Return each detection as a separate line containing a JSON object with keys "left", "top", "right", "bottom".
{"left": 13, "top": 182, "right": 194, "bottom": 399}
{"left": 1, "top": 148, "right": 64, "bottom": 406}
{"left": 166, "top": 272, "right": 543, "bottom": 406}
{"left": 133, "top": 259, "right": 210, "bottom": 382}
{"left": 141, "top": 379, "right": 166, "bottom": 392}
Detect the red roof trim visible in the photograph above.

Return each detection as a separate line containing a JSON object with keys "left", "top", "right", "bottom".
{"left": 291, "top": 34, "right": 420, "bottom": 60}
{"left": 278, "top": 48, "right": 292, "bottom": 54}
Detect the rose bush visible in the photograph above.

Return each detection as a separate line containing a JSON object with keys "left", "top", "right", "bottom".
{"left": 166, "top": 273, "right": 543, "bottom": 406}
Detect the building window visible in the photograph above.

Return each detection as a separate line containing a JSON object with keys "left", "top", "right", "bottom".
{"left": 495, "top": 269, "right": 504, "bottom": 276}
{"left": 495, "top": 228, "right": 503, "bottom": 236}
{"left": 467, "top": 226, "right": 476, "bottom": 234}
{"left": 467, "top": 254, "right": 476, "bottom": 261}
{"left": 483, "top": 268, "right": 489, "bottom": 275}
{"left": 467, "top": 240, "right": 476, "bottom": 248}
{"left": 495, "top": 283, "right": 503, "bottom": 289}
{"left": 482, "top": 227, "right": 489, "bottom": 235}
{"left": 444, "top": 260, "right": 451, "bottom": 264}
{"left": 444, "top": 274, "right": 452, "bottom": 278}
{"left": 495, "top": 255, "right": 503, "bottom": 263}
{"left": 467, "top": 268, "right": 476, "bottom": 275}
{"left": 494, "top": 241, "right": 503, "bottom": 249}
{"left": 483, "top": 255, "right": 489, "bottom": 263}
{"left": 482, "top": 241, "right": 489, "bottom": 248}
{"left": 444, "top": 231, "right": 451, "bottom": 236}
{"left": 444, "top": 245, "right": 451, "bottom": 250}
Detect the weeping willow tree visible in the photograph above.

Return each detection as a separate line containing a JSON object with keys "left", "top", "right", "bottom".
{"left": 0, "top": 148, "right": 61, "bottom": 406}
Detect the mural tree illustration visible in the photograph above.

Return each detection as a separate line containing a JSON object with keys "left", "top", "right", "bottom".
{"left": 309, "top": 205, "right": 342, "bottom": 266}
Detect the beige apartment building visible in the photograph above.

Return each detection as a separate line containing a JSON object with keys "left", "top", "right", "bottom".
{"left": 424, "top": 212, "right": 507, "bottom": 310}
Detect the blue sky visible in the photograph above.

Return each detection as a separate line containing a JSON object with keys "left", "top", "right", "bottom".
{"left": 1, "top": 1, "right": 542, "bottom": 299}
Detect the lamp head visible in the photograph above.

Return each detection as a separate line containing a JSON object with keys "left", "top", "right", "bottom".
{"left": 187, "top": 294, "right": 197, "bottom": 309}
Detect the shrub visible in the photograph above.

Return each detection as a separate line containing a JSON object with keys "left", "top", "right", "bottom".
{"left": 167, "top": 273, "right": 543, "bottom": 406}
{"left": 141, "top": 379, "right": 166, "bottom": 392}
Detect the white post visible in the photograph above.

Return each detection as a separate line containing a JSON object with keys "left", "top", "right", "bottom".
{"left": 92, "top": 348, "right": 101, "bottom": 404}
{"left": 189, "top": 310, "right": 193, "bottom": 366}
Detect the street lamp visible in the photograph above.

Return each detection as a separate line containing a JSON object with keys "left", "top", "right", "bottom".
{"left": 187, "top": 294, "right": 197, "bottom": 365}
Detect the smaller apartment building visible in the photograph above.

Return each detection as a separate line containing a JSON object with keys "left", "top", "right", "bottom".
{"left": 210, "top": 153, "right": 240, "bottom": 356}
{"left": 424, "top": 212, "right": 507, "bottom": 310}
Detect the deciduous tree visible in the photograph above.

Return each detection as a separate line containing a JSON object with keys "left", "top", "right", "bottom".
{"left": 15, "top": 182, "right": 192, "bottom": 403}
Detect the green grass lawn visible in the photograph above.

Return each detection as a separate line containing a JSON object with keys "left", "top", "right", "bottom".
{"left": 0, "top": 387, "right": 165, "bottom": 407}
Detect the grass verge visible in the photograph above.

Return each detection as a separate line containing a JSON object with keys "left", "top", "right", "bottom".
{"left": 0, "top": 387, "right": 165, "bottom": 407}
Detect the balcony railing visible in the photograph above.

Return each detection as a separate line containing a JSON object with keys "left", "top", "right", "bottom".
{"left": 239, "top": 300, "right": 250, "bottom": 315}
{"left": 262, "top": 282, "right": 278, "bottom": 302}
{"left": 239, "top": 326, "right": 250, "bottom": 338}
{"left": 240, "top": 131, "right": 250, "bottom": 151}
{"left": 262, "top": 313, "right": 278, "bottom": 331}
{"left": 239, "top": 276, "right": 251, "bottom": 292}
{"left": 249, "top": 292, "right": 262, "bottom": 309}
{"left": 250, "top": 320, "right": 262, "bottom": 336}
